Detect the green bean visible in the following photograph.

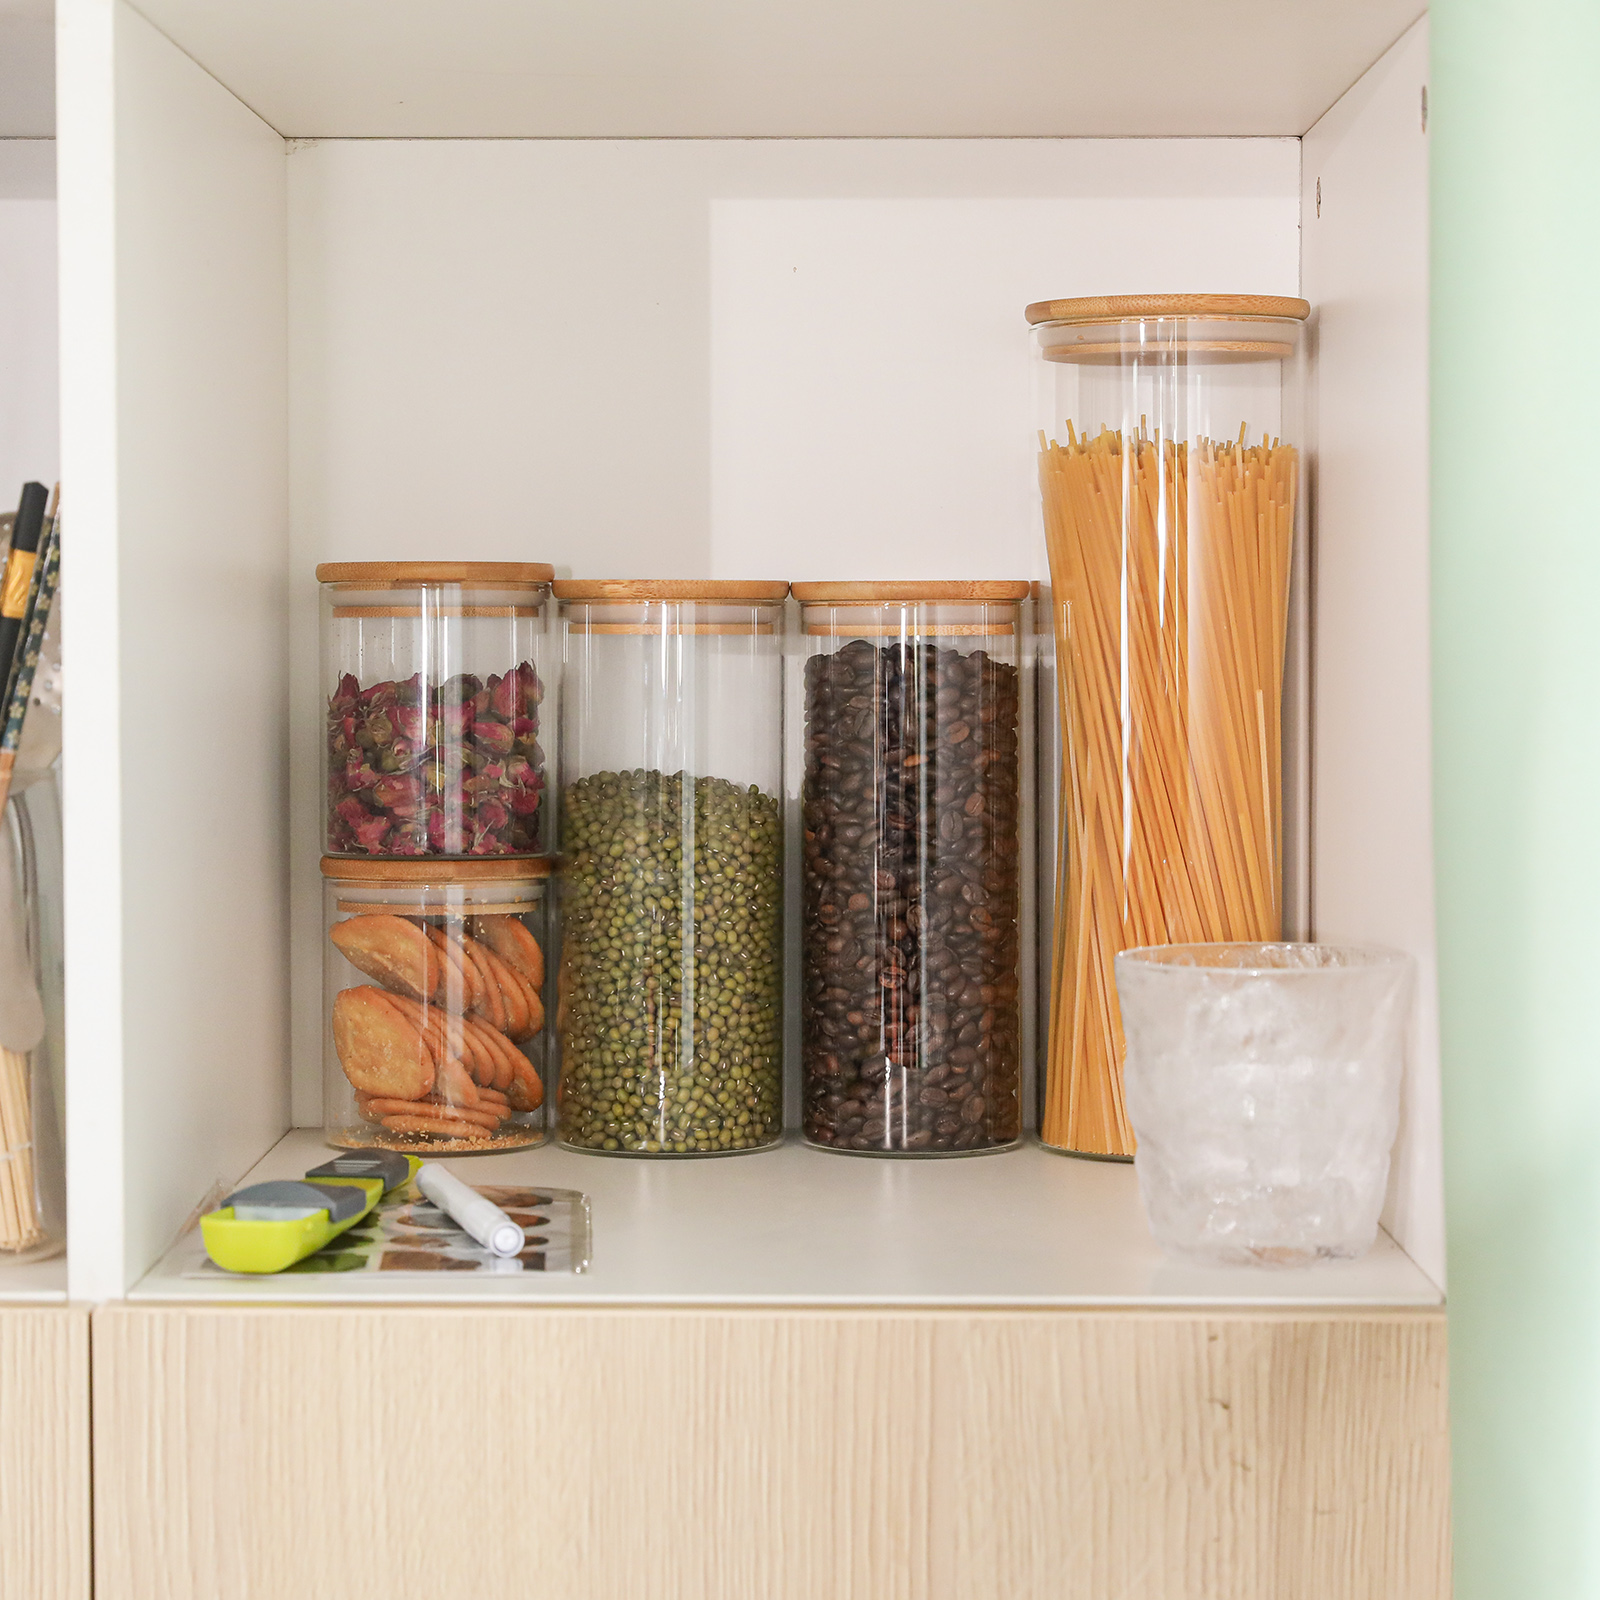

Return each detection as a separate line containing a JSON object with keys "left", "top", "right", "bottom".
{"left": 558, "top": 770, "right": 783, "bottom": 1155}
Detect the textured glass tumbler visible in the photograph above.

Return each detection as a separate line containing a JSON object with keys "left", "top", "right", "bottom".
{"left": 1115, "top": 943, "right": 1412, "bottom": 1267}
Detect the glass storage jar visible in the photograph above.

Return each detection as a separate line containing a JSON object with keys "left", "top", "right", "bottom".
{"left": 793, "top": 583, "right": 1028, "bottom": 1155}
{"left": 553, "top": 580, "right": 787, "bottom": 1156}
{"left": 1029, "top": 292, "right": 1310, "bottom": 1157}
{"left": 319, "top": 561, "right": 554, "bottom": 858}
{"left": 322, "top": 856, "right": 551, "bottom": 1152}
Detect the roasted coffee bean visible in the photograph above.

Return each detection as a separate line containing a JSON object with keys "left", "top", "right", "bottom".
{"left": 800, "top": 641, "right": 1022, "bottom": 1155}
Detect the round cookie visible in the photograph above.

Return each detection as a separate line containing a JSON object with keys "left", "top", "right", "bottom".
{"left": 458, "top": 934, "right": 508, "bottom": 1033}
{"left": 475, "top": 915, "right": 545, "bottom": 991}
{"left": 331, "top": 915, "right": 443, "bottom": 1002}
{"left": 333, "top": 986, "right": 436, "bottom": 1100}
{"left": 380, "top": 1114, "right": 494, "bottom": 1141}
{"left": 423, "top": 923, "right": 483, "bottom": 1011}
{"left": 477, "top": 945, "right": 531, "bottom": 1038}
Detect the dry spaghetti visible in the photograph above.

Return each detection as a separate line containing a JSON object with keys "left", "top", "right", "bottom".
{"left": 1039, "top": 423, "right": 1297, "bottom": 1156}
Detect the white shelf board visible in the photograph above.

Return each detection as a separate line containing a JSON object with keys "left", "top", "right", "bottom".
{"left": 128, "top": 0, "right": 1424, "bottom": 140}
{"left": 0, "top": 1252, "right": 67, "bottom": 1303}
{"left": 130, "top": 1128, "right": 1442, "bottom": 1308}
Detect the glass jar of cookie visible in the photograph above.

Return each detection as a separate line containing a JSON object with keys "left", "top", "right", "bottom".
{"left": 321, "top": 856, "right": 552, "bottom": 1152}
{"left": 319, "top": 561, "right": 555, "bottom": 858}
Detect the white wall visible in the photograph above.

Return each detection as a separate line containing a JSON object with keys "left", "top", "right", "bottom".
{"left": 286, "top": 136, "right": 1301, "bottom": 1120}
{"left": 1303, "top": 17, "right": 1441, "bottom": 1287}
{"left": 0, "top": 140, "right": 57, "bottom": 495}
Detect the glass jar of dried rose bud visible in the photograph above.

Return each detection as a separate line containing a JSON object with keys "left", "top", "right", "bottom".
{"left": 321, "top": 855, "right": 552, "bottom": 1153}
{"left": 318, "top": 562, "right": 554, "bottom": 857}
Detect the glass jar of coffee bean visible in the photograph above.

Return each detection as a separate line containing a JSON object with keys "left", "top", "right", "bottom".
{"left": 792, "top": 583, "right": 1028, "bottom": 1155}
{"left": 553, "top": 581, "right": 788, "bottom": 1156}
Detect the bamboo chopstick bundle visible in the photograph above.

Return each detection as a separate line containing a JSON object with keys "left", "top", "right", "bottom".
{"left": 1039, "top": 423, "right": 1297, "bottom": 1156}
{"left": 0, "top": 1047, "right": 41, "bottom": 1251}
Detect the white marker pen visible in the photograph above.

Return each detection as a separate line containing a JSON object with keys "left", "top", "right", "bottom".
{"left": 416, "top": 1162, "right": 525, "bottom": 1258}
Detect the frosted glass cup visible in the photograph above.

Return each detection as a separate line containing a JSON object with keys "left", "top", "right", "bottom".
{"left": 1115, "top": 943, "right": 1412, "bottom": 1267}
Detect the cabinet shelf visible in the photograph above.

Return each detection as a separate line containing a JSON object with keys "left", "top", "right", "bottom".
{"left": 129, "top": 1127, "right": 1441, "bottom": 1307}
{"left": 0, "top": 1254, "right": 66, "bottom": 1303}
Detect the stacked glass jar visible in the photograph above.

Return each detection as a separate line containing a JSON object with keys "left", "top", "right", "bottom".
{"left": 322, "top": 857, "right": 552, "bottom": 1151}
{"left": 793, "top": 583, "right": 1029, "bottom": 1155}
{"left": 553, "top": 581, "right": 787, "bottom": 1156}
{"left": 317, "top": 562, "right": 555, "bottom": 1152}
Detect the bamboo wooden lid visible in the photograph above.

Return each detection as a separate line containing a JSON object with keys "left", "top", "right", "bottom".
{"left": 1024, "top": 293, "right": 1311, "bottom": 326}
{"left": 317, "top": 562, "right": 555, "bottom": 586}
{"left": 321, "top": 855, "right": 554, "bottom": 882}
{"left": 791, "top": 581, "right": 1030, "bottom": 602}
{"left": 553, "top": 580, "right": 789, "bottom": 602}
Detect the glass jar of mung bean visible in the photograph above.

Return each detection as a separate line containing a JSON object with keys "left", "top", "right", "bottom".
{"left": 553, "top": 581, "right": 788, "bottom": 1155}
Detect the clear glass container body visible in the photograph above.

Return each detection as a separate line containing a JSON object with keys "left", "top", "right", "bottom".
{"left": 1031, "top": 297, "right": 1310, "bottom": 1159}
{"left": 319, "top": 562, "right": 554, "bottom": 858}
{"left": 321, "top": 858, "right": 551, "bottom": 1152}
{"left": 1116, "top": 943, "right": 1412, "bottom": 1266}
{"left": 0, "top": 776, "right": 65, "bottom": 1261}
{"left": 554, "top": 581, "right": 787, "bottom": 1156}
{"left": 795, "top": 587, "right": 1028, "bottom": 1155}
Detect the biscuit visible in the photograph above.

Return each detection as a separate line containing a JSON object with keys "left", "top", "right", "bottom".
{"left": 333, "top": 986, "right": 436, "bottom": 1100}
{"left": 361, "top": 1096, "right": 503, "bottom": 1131}
{"left": 457, "top": 934, "right": 507, "bottom": 1032}
{"left": 475, "top": 915, "right": 545, "bottom": 991}
{"left": 506, "top": 1053, "right": 544, "bottom": 1113}
{"left": 379, "top": 1114, "right": 494, "bottom": 1141}
{"left": 462, "top": 1014, "right": 515, "bottom": 1091}
{"left": 483, "top": 946, "right": 543, "bottom": 1040}
{"left": 381, "top": 995, "right": 480, "bottom": 1107}
{"left": 475, "top": 1085, "right": 511, "bottom": 1110}
{"left": 424, "top": 924, "right": 483, "bottom": 1010}
{"left": 478, "top": 945, "right": 531, "bottom": 1037}
{"left": 331, "top": 915, "right": 443, "bottom": 1002}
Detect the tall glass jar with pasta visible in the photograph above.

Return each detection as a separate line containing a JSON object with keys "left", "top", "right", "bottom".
{"left": 553, "top": 581, "right": 788, "bottom": 1156}
{"left": 1029, "top": 294, "right": 1311, "bottom": 1157}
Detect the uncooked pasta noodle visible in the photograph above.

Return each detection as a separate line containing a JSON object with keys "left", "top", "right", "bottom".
{"left": 1039, "top": 422, "right": 1297, "bottom": 1156}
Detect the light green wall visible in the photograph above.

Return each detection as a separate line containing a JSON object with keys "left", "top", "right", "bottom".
{"left": 1433, "top": 2, "right": 1600, "bottom": 1594}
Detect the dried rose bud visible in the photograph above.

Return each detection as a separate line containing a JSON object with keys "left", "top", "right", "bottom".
{"left": 489, "top": 673, "right": 518, "bottom": 719}
{"left": 471, "top": 719, "right": 515, "bottom": 757}
{"left": 390, "top": 703, "right": 424, "bottom": 743}
{"left": 516, "top": 661, "right": 544, "bottom": 710}
{"left": 512, "top": 716, "right": 538, "bottom": 738}
{"left": 509, "top": 786, "right": 542, "bottom": 817}
{"left": 372, "top": 774, "right": 422, "bottom": 810}
{"left": 502, "top": 755, "right": 531, "bottom": 785}
{"left": 357, "top": 679, "right": 396, "bottom": 709}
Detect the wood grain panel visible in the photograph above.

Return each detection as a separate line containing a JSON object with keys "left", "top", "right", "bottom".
{"left": 0, "top": 1305, "right": 90, "bottom": 1600}
{"left": 929, "top": 1310, "right": 1450, "bottom": 1600}
{"left": 91, "top": 1305, "right": 1447, "bottom": 1600}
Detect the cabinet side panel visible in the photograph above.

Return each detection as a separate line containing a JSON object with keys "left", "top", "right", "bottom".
{"left": 111, "top": 2, "right": 290, "bottom": 1287}
{"left": 0, "top": 1306, "right": 90, "bottom": 1600}
{"left": 92, "top": 1305, "right": 1445, "bottom": 1600}
{"left": 1301, "top": 17, "right": 1441, "bottom": 1285}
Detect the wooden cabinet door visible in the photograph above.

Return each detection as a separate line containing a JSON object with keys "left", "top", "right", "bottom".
{"left": 0, "top": 1305, "right": 90, "bottom": 1600}
{"left": 91, "top": 1304, "right": 1448, "bottom": 1600}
